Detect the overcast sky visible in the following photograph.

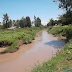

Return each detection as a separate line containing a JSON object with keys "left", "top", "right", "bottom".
{"left": 0, "top": 0, "right": 64, "bottom": 25}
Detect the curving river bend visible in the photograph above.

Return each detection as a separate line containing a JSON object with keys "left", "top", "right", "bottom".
{"left": 0, "top": 30, "right": 65, "bottom": 72}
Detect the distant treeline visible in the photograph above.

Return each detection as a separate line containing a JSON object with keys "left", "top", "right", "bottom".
{"left": 0, "top": 13, "right": 42, "bottom": 29}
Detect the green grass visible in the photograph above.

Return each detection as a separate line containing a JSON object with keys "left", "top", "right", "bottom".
{"left": 32, "top": 54, "right": 69, "bottom": 72}
{"left": 32, "top": 25, "right": 72, "bottom": 72}
{"left": 0, "top": 27, "right": 43, "bottom": 54}
{"left": 48, "top": 26, "right": 72, "bottom": 40}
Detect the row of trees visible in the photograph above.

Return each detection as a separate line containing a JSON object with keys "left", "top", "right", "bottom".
{"left": 16, "top": 17, "right": 31, "bottom": 28}
{"left": 2, "top": 13, "right": 42, "bottom": 29}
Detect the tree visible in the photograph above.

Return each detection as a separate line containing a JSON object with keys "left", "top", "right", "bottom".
{"left": 15, "top": 20, "right": 20, "bottom": 28}
{"left": 58, "top": 12, "right": 72, "bottom": 25}
{"left": 54, "top": 0, "right": 72, "bottom": 12}
{"left": 35, "top": 17, "right": 42, "bottom": 27}
{"left": 26, "top": 16, "right": 31, "bottom": 27}
{"left": 3, "top": 13, "right": 10, "bottom": 28}
{"left": 47, "top": 19, "right": 55, "bottom": 26}
{"left": 8, "top": 19, "right": 12, "bottom": 27}
{"left": 54, "top": 20, "right": 58, "bottom": 24}
{"left": 13, "top": 20, "right": 16, "bottom": 26}
{"left": 54, "top": 0, "right": 72, "bottom": 25}
{"left": 19, "top": 17, "right": 27, "bottom": 28}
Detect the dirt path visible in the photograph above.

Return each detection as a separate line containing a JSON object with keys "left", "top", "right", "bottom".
{"left": 0, "top": 30, "right": 65, "bottom": 72}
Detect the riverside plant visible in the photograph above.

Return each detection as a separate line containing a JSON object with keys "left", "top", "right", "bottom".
{"left": 0, "top": 27, "right": 42, "bottom": 54}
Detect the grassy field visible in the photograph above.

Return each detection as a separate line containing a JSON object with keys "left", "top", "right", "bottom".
{"left": 32, "top": 26, "right": 72, "bottom": 72}
{"left": 0, "top": 27, "right": 43, "bottom": 54}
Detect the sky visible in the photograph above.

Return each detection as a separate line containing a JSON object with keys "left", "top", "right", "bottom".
{"left": 0, "top": 0, "right": 64, "bottom": 25}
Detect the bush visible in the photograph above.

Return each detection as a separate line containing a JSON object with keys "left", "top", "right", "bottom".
{"left": 0, "top": 27, "right": 42, "bottom": 54}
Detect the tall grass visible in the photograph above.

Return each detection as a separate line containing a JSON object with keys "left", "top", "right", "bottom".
{"left": 48, "top": 26, "right": 72, "bottom": 40}
{"left": 0, "top": 27, "right": 43, "bottom": 54}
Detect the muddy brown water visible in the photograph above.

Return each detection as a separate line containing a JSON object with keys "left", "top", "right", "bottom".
{"left": 0, "top": 30, "right": 65, "bottom": 72}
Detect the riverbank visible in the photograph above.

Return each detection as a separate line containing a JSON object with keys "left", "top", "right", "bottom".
{"left": 32, "top": 26, "right": 72, "bottom": 72}
{"left": 0, "top": 29, "right": 65, "bottom": 72}
{"left": 0, "top": 27, "right": 43, "bottom": 54}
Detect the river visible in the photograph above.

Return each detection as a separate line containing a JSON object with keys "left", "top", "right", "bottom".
{"left": 0, "top": 30, "right": 65, "bottom": 72}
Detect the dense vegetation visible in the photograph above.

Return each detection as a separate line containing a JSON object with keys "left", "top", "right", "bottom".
{"left": 0, "top": 7, "right": 43, "bottom": 54}
{"left": 47, "top": 19, "right": 58, "bottom": 26}
{"left": 32, "top": 0, "right": 72, "bottom": 71}
{"left": 0, "top": 0, "right": 72, "bottom": 71}
{"left": 48, "top": 26, "right": 72, "bottom": 40}
{"left": 2, "top": 13, "right": 42, "bottom": 29}
{"left": 0, "top": 27, "right": 43, "bottom": 54}
{"left": 47, "top": 0, "right": 72, "bottom": 26}
{"left": 0, "top": 13, "right": 43, "bottom": 54}
{"left": 32, "top": 26, "right": 72, "bottom": 72}
{"left": 34, "top": 16, "right": 42, "bottom": 27}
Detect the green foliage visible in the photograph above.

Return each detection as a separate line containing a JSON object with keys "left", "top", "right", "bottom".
{"left": 63, "top": 39, "right": 72, "bottom": 61}
{"left": 19, "top": 17, "right": 27, "bottom": 28}
{"left": 34, "top": 17, "right": 42, "bottom": 27}
{"left": 3, "top": 13, "right": 12, "bottom": 28}
{"left": 55, "top": 0, "right": 72, "bottom": 12}
{"left": 0, "top": 25, "right": 3, "bottom": 29}
{"left": 58, "top": 12, "right": 72, "bottom": 25}
{"left": 14, "top": 20, "right": 20, "bottom": 28}
{"left": 47, "top": 19, "right": 58, "bottom": 26}
{"left": 16, "top": 16, "right": 31, "bottom": 28}
{"left": 54, "top": 0, "right": 72, "bottom": 25}
{"left": 0, "top": 27, "right": 42, "bottom": 54}
{"left": 2, "top": 14, "right": 42, "bottom": 28}
{"left": 32, "top": 53, "right": 69, "bottom": 72}
{"left": 26, "top": 16, "right": 31, "bottom": 27}
{"left": 8, "top": 19, "right": 12, "bottom": 27}
{"left": 48, "top": 26, "right": 72, "bottom": 40}
{"left": 32, "top": 26, "right": 72, "bottom": 72}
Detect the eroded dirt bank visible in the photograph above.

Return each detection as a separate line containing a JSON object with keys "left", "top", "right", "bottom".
{"left": 0, "top": 30, "right": 65, "bottom": 72}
